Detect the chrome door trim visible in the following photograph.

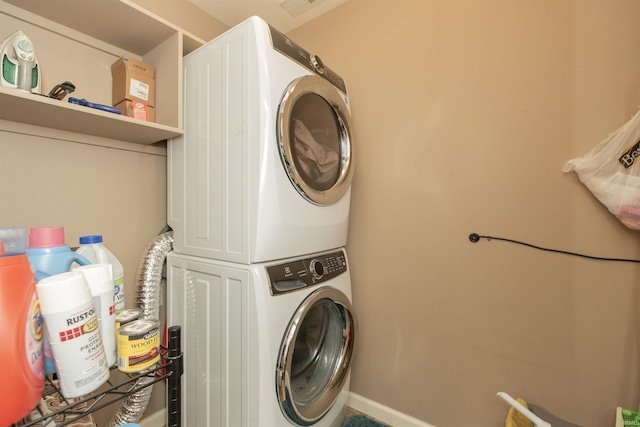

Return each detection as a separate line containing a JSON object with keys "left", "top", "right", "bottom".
{"left": 276, "top": 287, "right": 357, "bottom": 425}
{"left": 278, "top": 75, "right": 354, "bottom": 206}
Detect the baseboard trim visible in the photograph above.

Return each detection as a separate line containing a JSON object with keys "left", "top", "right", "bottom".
{"left": 140, "top": 393, "right": 436, "bottom": 427}
{"left": 346, "top": 392, "right": 436, "bottom": 427}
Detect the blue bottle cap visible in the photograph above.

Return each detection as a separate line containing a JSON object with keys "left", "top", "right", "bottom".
{"left": 79, "top": 235, "right": 103, "bottom": 244}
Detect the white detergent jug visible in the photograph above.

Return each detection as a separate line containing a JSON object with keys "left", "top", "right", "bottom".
{"left": 76, "top": 235, "right": 126, "bottom": 313}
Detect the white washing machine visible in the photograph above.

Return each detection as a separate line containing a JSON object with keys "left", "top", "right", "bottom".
{"left": 167, "top": 248, "right": 357, "bottom": 427}
{"left": 168, "top": 16, "right": 355, "bottom": 264}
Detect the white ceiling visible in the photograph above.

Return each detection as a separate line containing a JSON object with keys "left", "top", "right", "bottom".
{"left": 187, "top": 0, "right": 348, "bottom": 32}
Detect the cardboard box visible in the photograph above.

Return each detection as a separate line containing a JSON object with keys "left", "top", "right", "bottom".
{"left": 111, "top": 57, "right": 155, "bottom": 107}
{"left": 115, "top": 100, "right": 155, "bottom": 122}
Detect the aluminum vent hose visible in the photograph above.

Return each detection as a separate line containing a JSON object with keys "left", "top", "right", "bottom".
{"left": 135, "top": 229, "right": 173, "bottom": 321}
{"left": 106, "top": 230, "right": 174, "bottom": 427}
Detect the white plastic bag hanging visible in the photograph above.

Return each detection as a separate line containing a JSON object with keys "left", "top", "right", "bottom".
{"left": 563, "top": 109, "right": 640, "bottom": 230}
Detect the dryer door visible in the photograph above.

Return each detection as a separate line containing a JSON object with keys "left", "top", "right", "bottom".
{"left": 278, "top": 75, "right": 355, "bottom": 206}
{"left": 276, "top": 287, "right": 356, "bottom": 426}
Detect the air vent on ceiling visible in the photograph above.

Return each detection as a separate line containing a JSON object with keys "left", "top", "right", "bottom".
{"left": 279, "top": 0, "right": 320, "bottom": 16}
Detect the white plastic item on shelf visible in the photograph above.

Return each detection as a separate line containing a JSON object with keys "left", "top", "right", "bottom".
{"left": 76, "top": 235, "right": 126, "bottom": 313}
{"left": 74, "top": 263, "right": 117, "bottom": 367}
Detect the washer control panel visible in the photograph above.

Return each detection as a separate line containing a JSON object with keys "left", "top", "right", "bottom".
{"left": 268, "top": 24, "right": 347, "bottom": 94}
{"left": 266, "top": 250, "right": 347, "bottom": 295}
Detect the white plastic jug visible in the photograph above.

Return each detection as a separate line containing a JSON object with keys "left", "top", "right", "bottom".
{"left": 76, "top": 235, "right": 126, "bottom": 313}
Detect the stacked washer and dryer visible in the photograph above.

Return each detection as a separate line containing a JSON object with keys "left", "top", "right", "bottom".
{"left": 166, "top": 17, "right": 357, "bottom": 427}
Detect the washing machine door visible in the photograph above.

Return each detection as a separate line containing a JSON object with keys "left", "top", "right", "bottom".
{"left": 276, "top": 287, "right": 356, "bottom": 425}
{"left": 278, "top": 75, "right": 354, "bottom": 206}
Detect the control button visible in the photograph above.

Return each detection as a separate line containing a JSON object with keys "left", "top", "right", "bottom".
{"left": 310, "top": 259, "right": 325, "bottom": 280}
{"left": 310, "top": 54, "right": 325, "bottom": 75}
{"left": 17, "top": 39, "right": 34, "bottom": 53}
{"left": 325, "top": 256, "right": 338, "bottom": 273}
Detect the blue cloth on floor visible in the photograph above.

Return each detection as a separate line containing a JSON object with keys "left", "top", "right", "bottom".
{"left": 343, "top": 414, "right": 389, "bottom": 427}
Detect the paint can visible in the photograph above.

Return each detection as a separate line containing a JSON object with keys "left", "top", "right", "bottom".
{"left": 115, "top": 308, "right": 142, "bottom": 331}
{"left": 117, "top": 319, "right": 160, "bottom": 372}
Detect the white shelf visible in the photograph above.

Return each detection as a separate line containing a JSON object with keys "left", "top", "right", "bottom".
{"left": 0, "top": 86, "right": 182, "bottom": 144}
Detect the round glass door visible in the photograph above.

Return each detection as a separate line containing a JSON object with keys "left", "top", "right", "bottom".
{"left": 276, "top": 287, "right": 356, "bottom": 425}
{"left": 278, "top": 75, "right": 354, "bottom": 206}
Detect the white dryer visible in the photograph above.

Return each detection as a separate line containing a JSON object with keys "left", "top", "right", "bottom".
{"left": 167, "top": 248, "right": 357, "bottom": 427}
{"left": 168, "top": 16, "right": 355, "bottom": 264}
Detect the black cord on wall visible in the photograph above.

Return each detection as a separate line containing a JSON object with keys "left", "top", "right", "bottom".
{"left": 469, "top": 232, "right": 640, "bottom": 263}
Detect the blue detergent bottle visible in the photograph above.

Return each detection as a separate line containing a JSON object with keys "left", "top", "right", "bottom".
{"left": 26, "top": 227, "right": 91, "bottom": 374}
{"left": 27, "top": 227, "right": 91, "bottom": 281}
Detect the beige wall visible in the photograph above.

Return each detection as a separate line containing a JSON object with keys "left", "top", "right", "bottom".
{"left": 289, "top": 1, "right": 640, "bottom": 426}
{"left": 0, "top": 129, "right": 167, "bottom": 267}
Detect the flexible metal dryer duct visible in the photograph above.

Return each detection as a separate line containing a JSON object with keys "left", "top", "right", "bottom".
{"left": 134, "top": 230, "right": 173, "bottom": 321}
{"left": 106, "top": 230, "right": 174, "bottom": 427}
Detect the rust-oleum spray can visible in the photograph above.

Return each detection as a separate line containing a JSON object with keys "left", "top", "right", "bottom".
{"left": 36, "top": 271, "right": 110, "bottom": 398}
{"left": 27, "top": 226, "right": 92, "bottom": 374}
{"left": 0, "top": 227, "right": 44, "bottom": 426}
